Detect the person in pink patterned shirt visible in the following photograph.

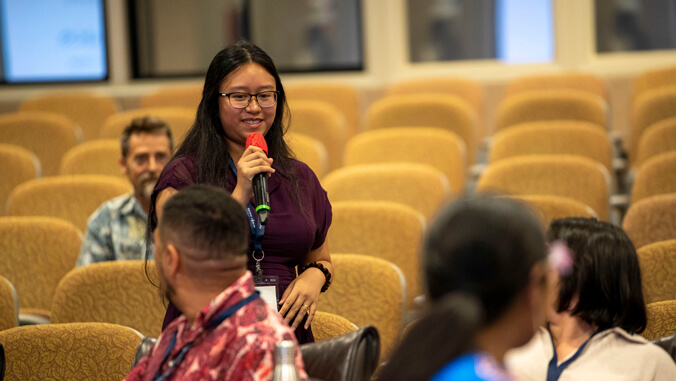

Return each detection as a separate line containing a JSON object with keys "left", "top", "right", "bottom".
{"left": 124, "top": 185, "right": 307, "bottom": 381}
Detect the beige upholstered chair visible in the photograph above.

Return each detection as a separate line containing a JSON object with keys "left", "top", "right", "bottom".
{"left": 311, "top": 311, "right": 358, "bottom": 342}
{"left": 59, "top": 139, "right": 122, "bottom": 177}
{"left": 285, "top": 83, "right": 360, "bottom": 138}
{"left": 0, "top": 216, "right": 81, "bottom": 319}
{"left": 631, "top": 151, "right": 676, "bottom": 204}
{"left": 504, "top": 73, "right": 608, "bottom": 102}
{"left": 288, "top": 100, "right": 347, "bottom": 170}
{"left": 630, "top": 86, "right": 676, "bottom": 162}
{"left": 100, "top": 107, "right": 194, "bottom": 146}
{"left": 0, "top": 144, "right": 40, "bottom": 214}
{"left": 0, "top": 276, "right": 18, "bottom": 331}
{"left": 51, "top": 260, "right": 166, "bottom": 338}
{"left": 323, "top": 163, "right": 451, "bottom": 220}
{"left": 635, "top": 116, "right": 676, "bottom": 167}
{"left": 477, "top": 155, "right": 610, "bottom": 220}
{"left": 0, "top": 112, "right": 79, "bottom": 176}
{"left": 637, "top": 240, "right": 676, "bottom": 304}
{"left": 19, "top": 93, "right": 117, "bottom": 141}
{"left": 286, "top": 133, "right": 329, "bottom": 178}
{"left": 139, "top": 83, "right": 202, "bottom": 111}
{"left": 317, "top": 254, "right": 405, "bottom": 359}
{"left": 624, "top": 194, "right": 676, "bottom": 249}
{"left": 344, "top": 127, "right": 466, "bottom": 196}
{"left": 505, "top": 195, "right": 598, "bottom": 228}
{"left": 6, "top": 175, "right": 131, "bottom": 232}
{"left": 328, "top": 200, "right": 426, "bottom": 305}
{"left": 0, "top": 322, "right": 143, "bottom": 381}
{"left": 489, "top": 121, "right": 613, "bottom": 171}
{"left": 634, "top": 66, "right": 676, "bottom": 100}
{"left": 643, "top": 300, "right": 676, "bottom": 341}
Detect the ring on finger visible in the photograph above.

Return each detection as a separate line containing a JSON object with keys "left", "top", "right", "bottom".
{"left": 303, "top": 304, "right": 310, "bottom": 312}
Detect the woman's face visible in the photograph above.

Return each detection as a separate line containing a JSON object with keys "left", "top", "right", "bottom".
{"left": 218, "top": 62, "right": 277, "bottom": 147}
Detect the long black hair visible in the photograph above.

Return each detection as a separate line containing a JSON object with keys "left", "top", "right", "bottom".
{"left": 378, "top": 196, "right": 547, "bottom": 380}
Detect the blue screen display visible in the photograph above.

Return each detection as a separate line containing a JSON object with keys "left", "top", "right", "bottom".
{"left": 0, "top": 0, "right": 107, "bottom": 83}
{"left": 496, "top": 0, "right": 554, "bottom": 64}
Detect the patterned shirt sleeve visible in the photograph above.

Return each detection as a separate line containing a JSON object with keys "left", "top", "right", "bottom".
{"left": 76, "top": 204, "right": 115, "bottom": 267}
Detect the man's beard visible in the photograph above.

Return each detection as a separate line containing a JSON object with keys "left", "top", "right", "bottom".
{"left": 137, "top": 172, "right": 159, "bottom": 199}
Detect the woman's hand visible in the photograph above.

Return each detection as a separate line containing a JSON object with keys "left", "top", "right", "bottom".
{"left": 231, "top": 146, "right": 274, "bottom": 207}
{"left": 278, "top": 267, "right": 326, "bottom": 330}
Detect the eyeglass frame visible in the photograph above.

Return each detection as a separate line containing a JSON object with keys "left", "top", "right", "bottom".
{"left": 218, "top": 91, "right": 280, "bottom": 109}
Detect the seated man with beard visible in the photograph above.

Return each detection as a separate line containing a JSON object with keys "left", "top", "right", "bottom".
{"left": 76, "top": 117, "right": 173, "bottom": 266}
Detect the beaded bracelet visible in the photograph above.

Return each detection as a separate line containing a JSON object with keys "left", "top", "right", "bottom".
{"left": 299, "top": 262, "right": 332, "bottom": 292}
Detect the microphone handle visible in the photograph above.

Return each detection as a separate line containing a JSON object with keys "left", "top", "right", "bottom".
{"left": 253, "top": 172, "right": 270, "bottom": 224}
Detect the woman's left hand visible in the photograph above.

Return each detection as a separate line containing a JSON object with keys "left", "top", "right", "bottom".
{"left": 278, "top": 268, "right": 326, "bottom": 330}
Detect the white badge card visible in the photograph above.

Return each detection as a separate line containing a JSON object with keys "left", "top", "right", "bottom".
{"left": 254, "top": 275, "right": 279, "bottom": 309}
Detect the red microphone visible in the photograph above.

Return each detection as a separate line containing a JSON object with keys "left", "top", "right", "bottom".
{"left": 245, "top": 133, "right": 270, "bottom": 225}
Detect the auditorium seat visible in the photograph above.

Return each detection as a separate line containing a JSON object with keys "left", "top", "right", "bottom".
{"left": 285, "top": 83, "right": 360, "bottom": 138}
{"left": 99, "top": 107, "right": 194, "bottom": 145}
{"left": 488, "top": 121, "right": 613, "bottom": 172}
{"left": 630, "top": 86, "right": 676, "bottom": 163}
{"left": 631, "top": 151, "right": 676, "bottom": 204}
{"left": 0, "top": 144, "right": 40, "bottom": 214}
{"left": 0, "top": 216, "right": 81, "bottom": 321}
{"left": 328, "top": 201, "right": 426, "bottom": 305}
{"left": 6, "top": 175, "right": 131, "bottom": 232}
{"left": 311, "top": 311, "right": 358, "bottom": 342}
{"left": 504, "top": 73, "right": 608, "bottom": 102}
{"left": 635, "top": 116, "right": 676, "bottom": 167}
{"left": 505, "top": 195, "right": 598, "bottom": 228}
{"left": 0, "top": 112, "right": 79, "bottom": 176}
{"left": 344, "top": 127, "right": 466, "bottom": 196}
{"left": 644, "top": 300, "right": 676, "bottom": 341}
{"left": 633, "top": 66, "right": 676, "bottom": 101}
{"left": 286, "top": 133, "right": 329, "bottom": 178}
{"left": 317, "top": 254, "right": 405, "bottom": 359}
{"left": 322, "top": 163, "right": 451, "bottom": 220}
{"left": 365, "top": 94, "right": 477, "bottom": 164}
{"left": 51, "top": 260, "right": 165, "bottom": 338}
{"left": 18, "top": 93, "right": 117, "bottom": 142}
{"left": 637, "top": 240, "right": 676, "bottom": 304}
{"left": 139, "top": 83, "right": 202, "bottom": 111}
{"left": 0, "top": 322, "right": 142, "bottom": 381}
{"left": 0, "top": 276, "right": 18, "bottom": 331}
{"left": 288, "top": 100, "right": 347, "bottom": 171}
{"left": 59, "top": 139, "right": 122, "bottom": 177}
{"left": 624, "top": 194, "right": 676, "bottom": 249}
{"left": 477, "top": 155, "right": 610, "bottom": 220}
{"left": 494, "top": 89, "right": 606, "bottom": 133}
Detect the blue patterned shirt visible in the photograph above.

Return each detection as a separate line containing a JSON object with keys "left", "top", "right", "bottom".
{"left": 76, "top": 193, "right": 153, "bottom": 266}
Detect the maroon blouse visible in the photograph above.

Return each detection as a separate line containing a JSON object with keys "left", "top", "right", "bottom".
{"left": 149, "top": 155, "right": 332, "bottom": 344}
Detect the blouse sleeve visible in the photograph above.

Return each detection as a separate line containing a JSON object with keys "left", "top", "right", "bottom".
{"left": 301, "top": 162, "right": 332, "bottom": 250}
{"left": 148, "top": 156, "right": 197, "bottom": 231}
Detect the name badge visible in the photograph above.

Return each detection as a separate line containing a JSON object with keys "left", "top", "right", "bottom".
{"left": 254, "top": 275, "right": 279, "bottom": 309}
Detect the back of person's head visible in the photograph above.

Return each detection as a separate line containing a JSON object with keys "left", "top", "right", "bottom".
{"left": 158, "top": 184, "right": 248, "bottom": 277}
{"left": 547, "top": 217, "right": 646, "bottom": 333}
{"left": 379, "top": 196, "right": 547, "bottom": 380}
{"left": 120, "top": 116, "right": 174, "bottom": 158}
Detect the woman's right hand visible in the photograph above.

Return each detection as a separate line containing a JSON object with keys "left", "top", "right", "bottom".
{"left": 231, "top": 146, "right": 275, "bottom": 207}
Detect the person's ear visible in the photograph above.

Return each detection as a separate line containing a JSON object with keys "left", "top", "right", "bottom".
{"left": 165, "top": 244, "right": 182, "bottom": 279}
{"left": 119, "top": 156, "right": 128, "bottom": 176}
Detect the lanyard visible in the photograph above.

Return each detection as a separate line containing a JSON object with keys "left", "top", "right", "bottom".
{"left": 228, "top": 159, "right": 266, "bottom": 277}
{"left": 546, "top": 328, "right": 599, "bottom": 381}
{"left": 153, "top": 291, "right": 260, "bottom": 381}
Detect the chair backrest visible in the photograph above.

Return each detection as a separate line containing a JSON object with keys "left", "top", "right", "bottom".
{"left": 636, "top": 116, "right": 676, "bottom": 167}
{"left": 504, "top": 73, "right": 608, "bottom": 101}
{"left": 328, "top": 201, "right": 426, "bottom": 305}
{"left": 6, "top": 175, "right": 131, "bottom": 232}
{"left": 51, "top": 260, "right": 165, "bottom": 338}
{"left": 139, "top": 84, "right": 202, "bottom": 111}
{"left": 624, "top": 194, "right": 676, "bottom": 249}
{"left": 311, "top": 311, "right": 358, "bottom": 342}
{"left": 0, "top": 217, "right": 81, "bottom": 316}
{"left": 286, "top": 133, "right": 329, "bottom": 178}
{"left": 18, "top": 93, "right": 117, "bottom": 141}
{"left": 477, "top": 155, "right": 610, "bottom": 220}
{"left": 644, "top": 300, "right": 676, "bottom": 341}
{"left": 344, "top": 127, "right": 466, "bottom": 196}
{"left": 59, "top": 139, "right": 122, "bottom": 177}
{"left": 631, "top": 151, "right": 676, "bottom": 204}
{"left": 322, "top": 163, "right": 451, "bottom": 220}
{"left": 0, "top": 322, "right": 142, "bottom": 381}
{"left": 317, "top": 254, "right": 405, "bottom": 359}
{"left": 488, "top": 121, "right": 613, "bottom": 171}
{"left": 505, "top": 195, "right": 598, "bottom": 228}
{"left": 288, "top": 100, "right": 347, "bottom": 171}
{"left": 637, "top": 239, "right": 676, "bottom": 304}
{"left": 0, "top": 112, "right": 79, "bottom": 176}
{"left": 630, "top": 86, "right": 676, "bottom": 162}
{"left": 285, "top": 83, "right": 360, "bottom": 138}
{"left": 365, "top": 94, "right": 477, "bottom": 164}
{"left": 634, "top": 66, "right": 676, "bottom": 100}
{"left": 495, "top": 89, "right": 607, "bottom": 133}
{"left": 99, "top": 107, "right": 194, "bottom": 146}
{"left": 0, "top": 277, "right": 18, "bottom": 332}
{"left": 0, "top": 144, "right": 40, "bottom": 214}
